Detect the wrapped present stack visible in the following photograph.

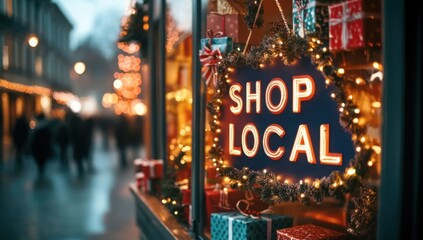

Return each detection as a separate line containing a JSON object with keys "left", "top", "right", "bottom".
{"left": 134, "top": 159, "right": 164, "bottom": 194}
{"left": 292, "top": 0, "right": 329, "bottom": 40}
{"left": 211, "top": 212, "right": 293, "bottom": 240}
{"left": 277, "top": 224, "right": 346, "bottom": 240}
{"left": 206, "top": 0, "right": 264, "bottom": 47}
{"left": 205, "top": 188, "right": 269, "bottom": 229}
{"left": 328, "top": 0, "right": 382, "bottom": 69}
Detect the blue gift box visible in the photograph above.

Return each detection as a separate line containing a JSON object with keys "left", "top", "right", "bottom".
{"left": 200, "top": 36, "right": 233, "bottom": 55}
{"left": 211, "top": 212, "right": 293, "bottom": 240}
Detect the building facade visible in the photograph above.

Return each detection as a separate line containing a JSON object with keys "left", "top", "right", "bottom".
{"left": 0, "top": 0, "right": 72, "bottom": 158}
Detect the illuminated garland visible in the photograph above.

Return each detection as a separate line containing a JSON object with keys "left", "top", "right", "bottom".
{"left": 206, "top": 23, "right": 381, "bottom": 237}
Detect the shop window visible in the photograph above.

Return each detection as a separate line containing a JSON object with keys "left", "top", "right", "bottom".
{"left": 2, "top": 45, "right": 9, "bottom": 70}
{"left": 35, "top": 56, "right": 43, "bottom": 76}
{"left": 5, "top": 0, "right": 13, "bottom": 17}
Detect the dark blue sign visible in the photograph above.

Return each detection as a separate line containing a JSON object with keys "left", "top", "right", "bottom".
{"left": 220, "top": 58, "right": 354, "bottom": 179}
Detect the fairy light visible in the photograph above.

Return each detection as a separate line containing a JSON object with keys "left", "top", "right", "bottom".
{"left": 337, "top": 68, "right": 345, "bottom": 74}
{"left": 347, "top": 168, "right": 356, "bottom": 176}
{"left": 372, "top": 101, "right": 381, "bottom": 108}
{"left": 368, "top": 161, "right": 374, "bottom": 167}
{"left": 331, "top": 93, "right": 336, "bottom": 98}
{"left": 353, "top": 118, "right": 359, "bottom": 124}
{"left": 354, "top": 108, "right": 360, "bottom": 114}
{"left": 356, "top": 146, "right": 362, "bottom": 152}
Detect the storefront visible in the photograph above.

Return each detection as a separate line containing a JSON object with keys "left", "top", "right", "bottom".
{"left": 129, "top": 0, "right": 421, "bottom": 239}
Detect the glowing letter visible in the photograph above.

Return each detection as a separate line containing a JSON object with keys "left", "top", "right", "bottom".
{"left": 229, "top": 83, "right": 243, "bottom": 115}
{"left": 263, "top": 124, "right": 285, "bottom": 160}
{"left": 293, "top": 75, "right": 315, "bottom": 113}
{"left": 246, "top": 81, "right": 261, "bottom": 113}
{"left": 265, "top": 78, "right": 288, "bottom": 114}
{"left": 229, "top": 123, "right": 241, "bottom": 156}
{"left": 289, "top": 124, "right": 316, "bottom": 163}
{"left": 320, "top": 124, "right": 342, "bottom": 165}
{"left": 242, "top": 123, "right": 259, "bottom": 157}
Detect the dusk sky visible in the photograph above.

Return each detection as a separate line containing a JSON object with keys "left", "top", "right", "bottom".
{"left": 54, "top": 0, "right": 132, "bottom": 57}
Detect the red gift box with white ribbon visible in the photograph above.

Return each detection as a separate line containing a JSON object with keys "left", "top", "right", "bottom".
{"left": 329, "top": 0, "right": 381, "bottom": 52}
{"left": 141, "top": 159, "right": 164, "bottom": 179}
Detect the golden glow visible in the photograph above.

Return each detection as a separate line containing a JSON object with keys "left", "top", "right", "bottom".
{"left": 293, "top": 75, "right": 315, "bottom": 113}
{"left": 263, "top": 124, "right": 285, "bottom": 160}
{"left": 229, "top": 123, "right": 241, "bottom": 156}
{"left": 265, "top": 78, "right": 288, "bottom": 114}
{"left": 74, "top": 62, "right": 86, "bottom": 75}
{"left": 346, "top": 168, "right": 356, "bottom": 176}
{"left": 246, "top": 81, "right": 261, "bottom": 114}
{"left": 241, "top": 124, "right": 259, "bottom": 157}
{"left": 229, "top": 83, "right": 243, "bottom": 114}
{"left": 319, "top": 124, "right": 342, "bottom": 166}
{"left": 289, "top": 124, "right": 316, "bottom": 164}
{"left": 372, "top": 62, "right": 381, "bottom": 70}
{"left": 372, "top": 101, "right": 381, "bottom": 108}
{"left": 28, "top": 35, "right": 39, "bottom": 48}
{"left": 133, "top": 102, "right": 147, "bottom": 116}
{"left": 113, "top": 79, "right": 123, "bottom": 89}
{"left": 0, "top": 79, "right": 51, "bottom": 96}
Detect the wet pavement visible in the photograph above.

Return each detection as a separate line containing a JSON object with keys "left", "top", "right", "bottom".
{"left": 0, "top": 132, "right": 140, "bottom": 240}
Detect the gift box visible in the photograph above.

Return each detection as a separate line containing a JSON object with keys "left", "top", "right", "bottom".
{"left": 206, "top": 13, "right": 264, "bottom": 46}
{"left": 135, "top": 172, "right": 148, "bottom": 192}
{"left": 134, "top": 158, "right": 144, "bottom": 173}
{"left": 141, "top": 159, "right": 164, "bottom": 179}
{"left": 206, "top": 167, "right": 218, "bottom": 185}
{"left": 211, "top": 212, "right": 293, "bottom": 240}
{"left": 206, "top": 189, "right": 269, "bottom": 228}
{"left": 200, "top": 31, "right": 233, "bottom": 55}
{"left": 277, "top": 224, "right": 346, "bottom": 240}
{"left": 292, "top": 0, "right": 329, "bottom": 39}
{"left": 329, "top": 0, "right": 381, "bottom": 52}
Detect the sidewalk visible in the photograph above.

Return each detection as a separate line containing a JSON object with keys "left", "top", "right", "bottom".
{"left": 0, "top": 130, "right": 140, "bottom": 240}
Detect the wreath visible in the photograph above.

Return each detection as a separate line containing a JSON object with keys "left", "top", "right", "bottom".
{"left": 206, "top": 19, "right": 381, "bottom": 238}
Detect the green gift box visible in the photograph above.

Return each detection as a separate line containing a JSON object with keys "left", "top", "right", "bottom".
{"left": 211, "top": 212, "right": 293, "bottom": 240}
{"left": 292, "top": 0, "right": 328, "bottom": 39}
{"left": 200, "top": 35, "right": 233, "bottom": 55}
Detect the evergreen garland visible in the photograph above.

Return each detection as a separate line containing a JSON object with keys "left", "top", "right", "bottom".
{"left": 244, "top": 0, "right": 264, "bottom": 29}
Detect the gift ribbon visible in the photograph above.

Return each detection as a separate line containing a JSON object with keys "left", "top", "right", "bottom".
{"left": 228, "top": 215, "right": 247, "bottom": 240}
{"left": 219, "top": 188, "right": 230, "bottom": 207}
{"left": 199, "top": 44, "right": 222, "bottom": 87}
{"left": 293, "top": 0, "right": 326, "bottom": 38}
{"left": 231, "top": 200, "right": 272, "bottom": 240}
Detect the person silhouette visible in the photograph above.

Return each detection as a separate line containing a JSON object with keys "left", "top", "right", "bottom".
{"left": 55, "top": 119, "right": 70, "bottom": 170}
{"left": 12, "top": 115, "right": 30, "bottom": 170}
{"left": 69, "top": 113, "right": 86, "bottom": 178}
{"left": 114, "top": 115, "right": 129, "bottom": 168}
{"left": 30, "top": 113, "right": 53, "bottom": 179}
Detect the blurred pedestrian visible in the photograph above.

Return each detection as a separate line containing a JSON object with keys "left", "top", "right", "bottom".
{"left": 30, "top": 113, "right": 53, "bottom": 179}
{"left": 12, "top": 115, "right": 30, "bottom": 170}
{"left": 69, "top": 113, "right": 85, "bottom": 178}
{"left": 55, "top": 119, "right": 70, "bottom": 169}
{"left": 82, "top": 117, "right": 95, "bottom": 172}
{"left": 114, "top": 115, "right": 129, "bottom": 168}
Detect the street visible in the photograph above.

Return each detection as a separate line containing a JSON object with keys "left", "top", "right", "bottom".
{"left": 0, "top": 131, "right": 140, "bottom": 240}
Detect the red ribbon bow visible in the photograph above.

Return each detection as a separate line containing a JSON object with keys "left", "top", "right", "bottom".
{"left": 199, "top": 44, "right": 222, "bottom": 87}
